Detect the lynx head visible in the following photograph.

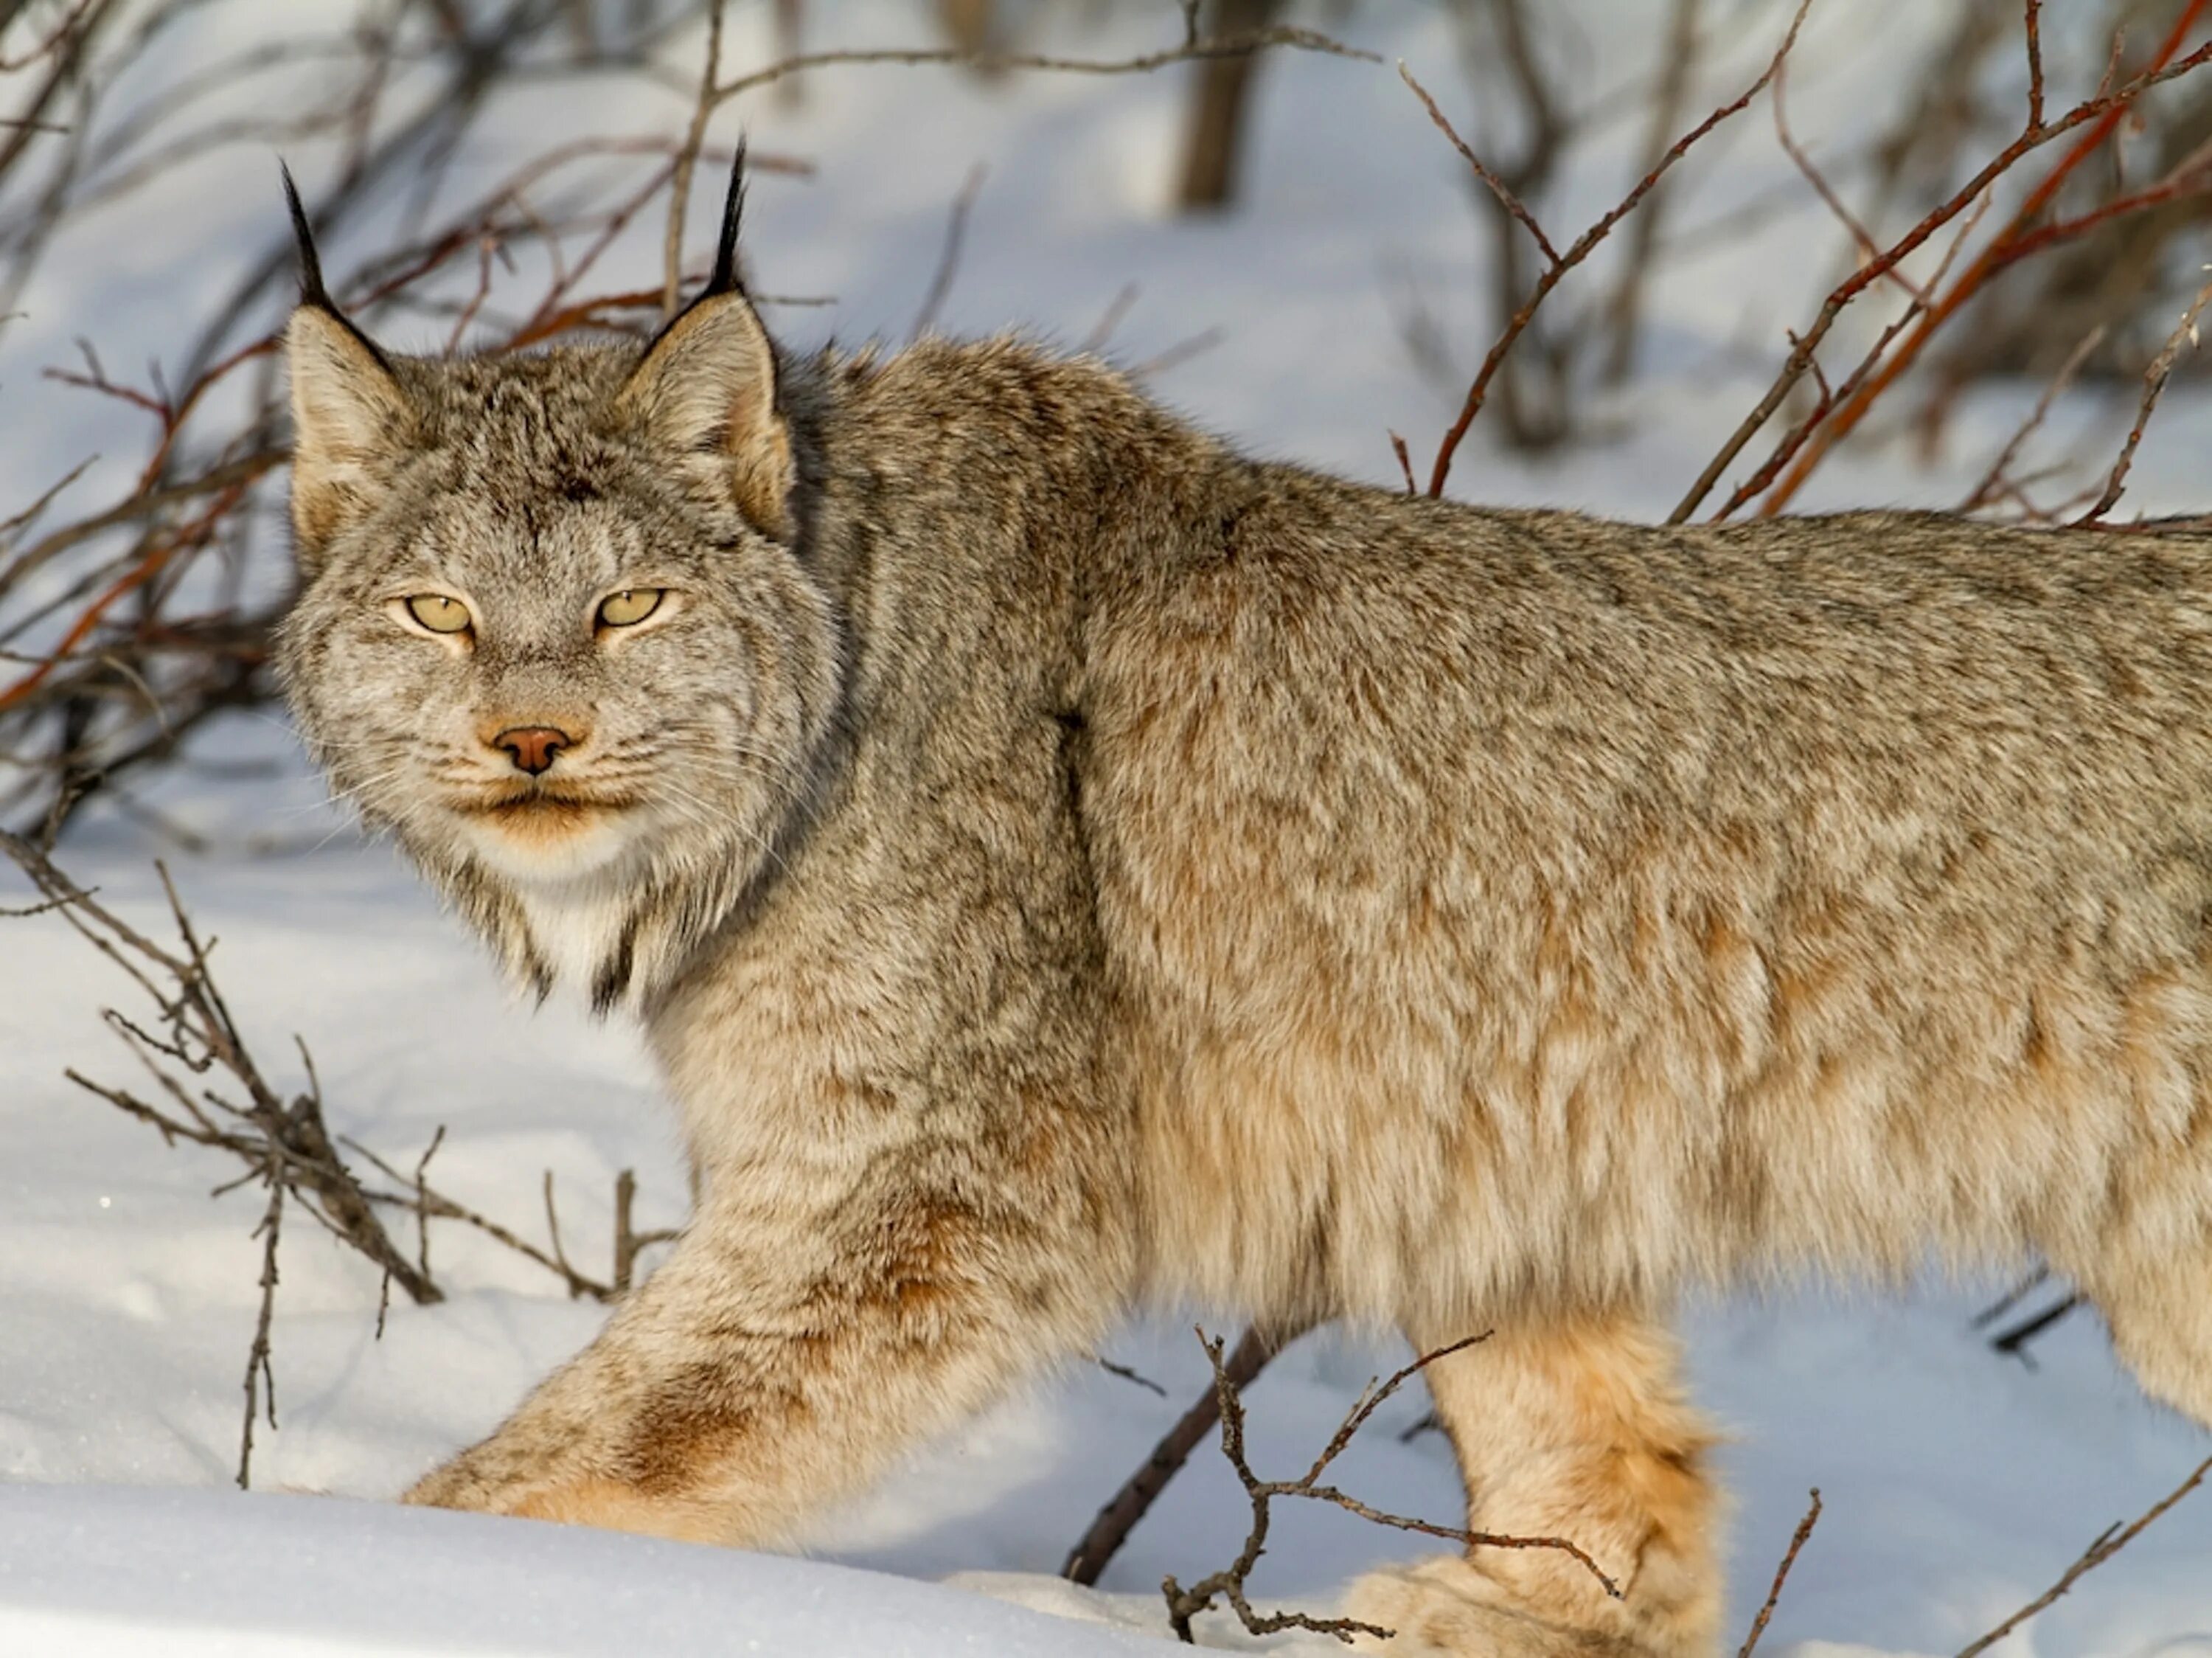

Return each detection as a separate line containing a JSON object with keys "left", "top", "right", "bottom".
{"left": 274, "top": 154, "right": 843, "bottom": 1010}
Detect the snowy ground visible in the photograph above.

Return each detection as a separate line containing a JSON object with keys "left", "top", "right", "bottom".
{"left": 5, "top": 1, "right": 2212, "bottom": 1653}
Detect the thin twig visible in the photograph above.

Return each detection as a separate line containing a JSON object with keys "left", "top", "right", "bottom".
{"left": 1953, "top": 1456, "right": 2212, "bottom": 1658}
{"left": 1771, "top": 41, "right": 1919, "bottom": 299}
{"left": 661, "top": 0, "right": 725, "bottom": 321}
{"left": 1961, "top": 324, "right": 2104, "bottom": 513}
{"left": 910, "top": 162, "right": 987, "bottom": 339}
{"left": 610, "top": 1165, "right": 677, "bottom": 1294}
{"left": 1128, "top": 326, "right": 1225, "bottom": 379}
{"left": 2078, "top": 277, "right": 2212, "bottom": 524}
{"left": 1064, "top": 1324, "right": 1288, "bottom": 1586}
{"left": 1159, "top": 1328, "right": 1620, "bottom": 1644}
{"left": 1737, "top": 1489, "right": 1822, "bottom": 1658}
{"left": 1094, "top": 1356, "right": 1169, "bottom": 1399}
{"left": 1397, "top": 62, "right": 1559, "bottom": 265}
{"left": 1422, "top": 0, "right": 1815, "bottom": 498}
{"left": 1753, "top": 0, "right": 2212, "bottom": 517}
{"left": 542, "top": 1168, "right": 588, "bottom": 1297}
{"left": 411, "top": 1123, "right": 445, "bottom": 1288}
{"left": 2024, "top": 0, "right": 2045, "bottom": 131}
{"left": 1989, "top": 1293, "right": 2083, "bottom": 1363}
{"left": 612, "top": 1165, "right": 640, "bottom": 1294}
{"left": 707, "top": 27, "right": 1377, "bottom": 110}
{"left": 237, "top": 1176, "right": 282, "bottom": 1489}
{"left": 1674, "top": 7, "right": 2212, "bottom": 522}
{"left": 1081, "top": 282, "right": 1140, "bottom": 353}
{"left": 342, "top": 1135, "right": 615, "bottom": 1302}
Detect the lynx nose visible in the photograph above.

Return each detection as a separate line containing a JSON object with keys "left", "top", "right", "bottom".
{"left": 493, "top": 726, "right": 571, "bottom": 776}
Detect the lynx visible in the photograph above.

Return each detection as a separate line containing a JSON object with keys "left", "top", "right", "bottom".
{"left": 276, "top": 156, "right": 2212, "bottom": 1656}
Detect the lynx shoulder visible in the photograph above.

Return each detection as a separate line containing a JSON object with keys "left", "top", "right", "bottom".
{"left": 276, "top": 161, "right": 2212, "bottom": 1657}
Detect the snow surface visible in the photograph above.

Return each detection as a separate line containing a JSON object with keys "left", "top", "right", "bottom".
{"left": 5, "top": 1, "right": 2212, "bottom": 1654}
{"left": 0, "top": 1485, "right": 1171, "bottom": 1657}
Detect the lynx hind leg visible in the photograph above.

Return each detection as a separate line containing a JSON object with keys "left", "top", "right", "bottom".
{"left": 1346, "top": 1314, "right": 1723, "bottom": 1658}
{"left": 2073, "top": 1221, "right": 2212, "bottom": 1432}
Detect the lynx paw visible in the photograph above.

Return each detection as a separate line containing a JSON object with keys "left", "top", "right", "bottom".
{"left": 1344, "top": 1558, "right": 1655, "bottom": 1658}
{"left": 403, "top": 1458, "right": 734, "bottom": 1544}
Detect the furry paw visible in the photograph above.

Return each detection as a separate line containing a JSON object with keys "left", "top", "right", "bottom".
{"left": 402, "top": 1454, "right": 734, "bottom": 1544}
{"left": 1344, "top": 1558, "right": 1655, "bottom": 1658}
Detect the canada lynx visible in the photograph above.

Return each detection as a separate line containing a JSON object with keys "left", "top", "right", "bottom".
{"left": 276, "top": 158, "right": 2212, "bottom": 1656}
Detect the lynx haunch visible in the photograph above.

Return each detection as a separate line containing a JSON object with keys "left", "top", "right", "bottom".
{"left": 276, "top": 159, "right": 2212, "bottom": 1656}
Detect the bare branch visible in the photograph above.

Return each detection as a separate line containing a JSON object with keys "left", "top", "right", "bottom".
{"left": 236, "top": 1177, "right": 282, "bottom": 1488}
{"left": 1686, "top": 1, "right": 2212, "bottom": 521}
{"left": 1422, "top": 0, "right": 1815, "bottom": 499}
{"left": 1093, "top": 1356, "right": 1169, "bottom": 1399}
{"left": 1771, "top": 38, "right": 1919, "bottom": 301}
{"left": 2024, "top": 0, "right": 2044, "bottom": 132}
{"left": 707, "top": 27, "right": 1377, "bottom": 110}
{"left": 1737, "top": 1489, "right": 1821, "bottom": 1658}
{"left": 661, "top": 0, "right": 726, "bottom": 321}
{"left": 1159, "top": 1328, "right": 1620, "bottom": 1644}
{"left": 2079, "top": 277, "right": 2212, "bottom": 524}
{"left": 341, "top": 1136, "right": 614, "bottom": 1303}
{"left": 1397, "top": 61, "right": 1559, "bottom": 266}
{"left": 0, "top": 0, "right": 102, "bottom": 75}
{"left": 910, "top": 162, "right": 987, "bottom": 339}
{"left": 1961, "top": 324, "right": 2105, "bottom": 514}
{"left": 1954, "top": 1456, "right": 2212, "bottom": 1658}
{"left": 1063, "top": 1324, "right": 1289, "bottom": 1586}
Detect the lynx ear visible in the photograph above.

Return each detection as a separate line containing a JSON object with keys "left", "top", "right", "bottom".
{"left": 279, "top": 167, "right": 412, "bottom": 565}
{"left": 615, "top": 146, "right": 794, "bottom": 539}
{"left": 617, "top": 293, "right": 793, "bottom": 538}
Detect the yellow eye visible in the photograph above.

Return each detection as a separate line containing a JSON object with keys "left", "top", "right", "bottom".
{"left": 405, "top": 594, "right": 473, "bottom": 634}
{"left": 597, "top": 588, "right": 664, "bottom": 628}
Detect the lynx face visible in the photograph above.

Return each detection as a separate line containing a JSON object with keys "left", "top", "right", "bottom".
{"left": 275, "top": 294, "right": 843, "bottom": 1006}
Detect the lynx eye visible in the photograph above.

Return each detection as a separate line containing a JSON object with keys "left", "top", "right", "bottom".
{"left": 597, "top": 589, "right": 664, "bottom": 628}
{"left": 405, "top": 594, "right": 473, "bottom": 634}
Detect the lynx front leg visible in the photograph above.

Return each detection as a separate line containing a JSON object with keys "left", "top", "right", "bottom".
{"left": 1348, "top": 1314, "right": 1722, "bottom": 1658}
{"left": 404, "top": 1164, "right": 1130, "bottom": 1547}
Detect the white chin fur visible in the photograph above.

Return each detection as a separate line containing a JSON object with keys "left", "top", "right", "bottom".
{"left": 459, "top": 811, "right": 639, "bottom": 884}
{"left": 512, "top": 874, "right": 637, "bottom": 994}
{"left": 455, "top": 814, "right": 653, "bottom": 995}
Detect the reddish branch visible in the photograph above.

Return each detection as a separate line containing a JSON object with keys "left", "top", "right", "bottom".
{"left": 1418, "top": 0, "right": 1816, "bottom": 499}
{"left": 1675, "top": 1, "right": 2212, "bottom": 522}
{"left": 0, "top": 479, "right": 249, "bottom": 713}
{"left": 2023, "top": 0, "right": 2045, "bottom": 131}
{"left": 1399, "top": 63, "right": 1560, "bottom": 266}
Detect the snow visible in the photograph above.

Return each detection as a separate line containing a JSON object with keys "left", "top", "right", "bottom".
{"left": 5, "top": 0, "right": 2212, "bottom": 1654}
{"left": 0, "top": 1485, "right": 1166, "bottom": 1656}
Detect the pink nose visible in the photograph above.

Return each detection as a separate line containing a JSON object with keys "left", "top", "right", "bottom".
{"left": 493, "top": 726, "right": 571, "bottom": 775}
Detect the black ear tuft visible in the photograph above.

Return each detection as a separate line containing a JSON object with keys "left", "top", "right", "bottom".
{"left": 706, "top": 137, "right": 748, "bottom": 299}
{"left": 279, "top": 160, "right": 333, "bottom": 312}
{"left": 279, "top": 159, "right": 397, "bottom": 372}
